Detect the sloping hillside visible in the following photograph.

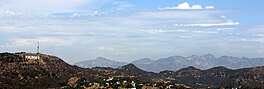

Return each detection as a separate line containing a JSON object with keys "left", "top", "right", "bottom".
{"left": 1, "top": 52, "right": 264, "bottom": 88}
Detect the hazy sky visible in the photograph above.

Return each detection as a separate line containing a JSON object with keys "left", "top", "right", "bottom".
{"left": 0, "top": 0, "right": 263, "bottom": 64}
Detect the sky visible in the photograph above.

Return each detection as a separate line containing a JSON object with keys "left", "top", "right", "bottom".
{"left": 0, "top": 0, "right": 263, "bottom": 64}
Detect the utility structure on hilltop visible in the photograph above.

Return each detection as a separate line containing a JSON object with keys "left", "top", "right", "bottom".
{"left": 37, "top": 38, "right": 40, "bottom": 54}
{"left": 15, "top": 38, "right": 41, "bottom": 60}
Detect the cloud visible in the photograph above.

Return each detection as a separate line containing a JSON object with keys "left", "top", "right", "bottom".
{"left": 180, "top": 36, "right": 193, "bottom": 39}
{"left": 174, "top": 21, "right": 239, "bottom": 27}
{"left": 159, "top": 2, "right": 214, "bottom": 10}
{"left": 9, "top": 38, "right": 32, "bottom": 47}
{"left": 0, "top": 10, "right": 19, "bottom": 17}
{"left": 240, "top": 38, "right": 264, "bottom": 43}
{"left": 205, "top": 6, "right": 215, "bottom": 9}
{"left": 112, "top": 1, "right": 134, "bottom": 8}
{"left": 216, "top": 28, "right": 236, "bottom": 31}
{"left": 174, "top": 15, "right": 239, "bottom": 27}
{"left": 140, "top": 29, "right": 198, "bottom": 34}
{"left": 0, "top": 0, "right": 108, "bottom": 13}
{"left": 141, "top": 29, "right": 219, "bottom": 34}
{"left": 140, "top": 29, "right": 173, "bottom": 34}
{"left": 98, "top": 46, "right": 116, "bottom": 52}
{"left": 0, "top": 26, "right": 18, "bottom": 32}
{"left": 192, "top": 30, "right": 218, "bottom": 34}
{"left": 238, "top": 26, "right": 264, "bottom": 43}
{"left": 2, "top": 0, "right": 258, "bottom": 63}
{"left": 255, "top": 34, "right": 264, "bottom": 37}
{"left": 0, "top": 37, "right": 75, "bottom": 48}
{"left": 191, "top": 4, "right": 203, "bottom": 9}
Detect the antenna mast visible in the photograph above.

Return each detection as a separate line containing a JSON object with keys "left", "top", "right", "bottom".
{"left": 37, "top": 38, "right": 40, "bottom": 54}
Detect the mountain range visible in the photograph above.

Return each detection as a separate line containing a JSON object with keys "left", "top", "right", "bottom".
{"left": 1, "top": 52, "right": 264, "bottom": 88}
{"left": 75, "top": 57, "right": 127, "bottom": 68}
{"left": 75, "top": 54, "right": 264, "bottom": 72}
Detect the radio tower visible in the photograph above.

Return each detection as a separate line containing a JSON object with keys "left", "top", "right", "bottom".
{"left": 37, "top": 38, "right": 40, "bottom": 54}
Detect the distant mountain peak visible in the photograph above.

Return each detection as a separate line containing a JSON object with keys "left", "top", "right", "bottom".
{"left": 210, "top": 66, "right": 230, "bottom": 70}
{"left": 188, "top": 55, "right": 199, "bottom": 58}
{"left": 168, "top": 55, "right": 184, "bottom": 59}
{"left": 95, "top": 57, "right": 108, "bottom": 60}
{"left": 219, "top": 55, "right": 237, "bottom": 59}
{"left": 75, "top": 57, "right": 127, "bottom": 68}
{"left": 176, "top": 66, "right": 202, "bottom": 75}
{"left": 202, "top": 54, "right": 214, "bottom": 57}
{"left": 186, "top": 54, "right": 215, "bottom": 59}
{"left": 120, "top": 64, "right": 151, "bottom": 75}
{"left": 122, "top": 63, "right": 138, "bottom": 70}
{"left": 131, "top": 58, "right": 154, "bottom": 65}
{"left": 133, "top": 58, "right": 153, "bottom": 62}
{"left": 206, "top": 66, "right": 231, "bottom": 72}
{"left": 139, "top": 58, "right": 152, "bottom": 61}
{"left": 176, "top": 66, "right": 202, "bottom": 73}
{"left": 185, "top": 66, "right": 200, "bottom": 71}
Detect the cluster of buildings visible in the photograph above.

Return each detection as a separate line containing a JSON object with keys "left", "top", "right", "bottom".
{"left": 68, "top": 76, "right": 191, "bottom": 89}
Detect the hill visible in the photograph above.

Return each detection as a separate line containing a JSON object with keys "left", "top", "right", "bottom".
{"left": 1, "top": 52, "right": 264, "bottom": 88}
{"left": 0, "top": 52, "right": 99, "bottom": 88}
{"left": 0, "top": 52, "right": 158, "bottom": 88}
{"left": 162, "top": 66, "right": 264, "bottom": 88}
